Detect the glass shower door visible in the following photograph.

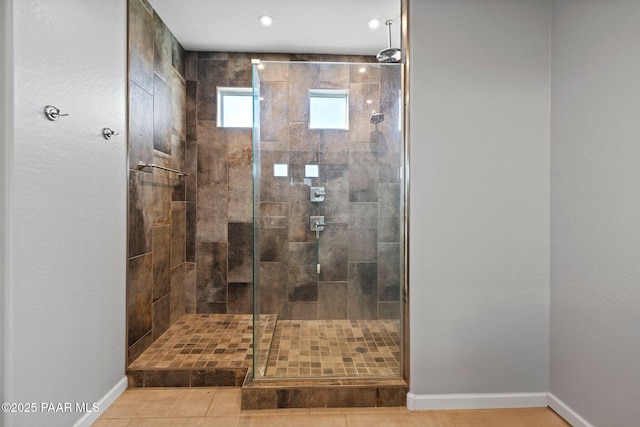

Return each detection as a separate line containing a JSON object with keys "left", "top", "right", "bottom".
{"left": 252, "top": 61, "right": 404, "bottom": 380}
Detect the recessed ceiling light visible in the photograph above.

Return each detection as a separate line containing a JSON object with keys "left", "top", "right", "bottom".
{"left": 367, "top": 18, "right": 382, "bottom": 30}
{"left": 259, "top": 15, "right": 274, "bottom": 27}
{"left": 359, "top": 67, "right": 367, "bottom": 73}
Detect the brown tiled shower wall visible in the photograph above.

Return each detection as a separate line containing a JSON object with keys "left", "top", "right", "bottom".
{"left": 187, "top": 53, "right": 375, "bottom": 318}
{"left": 128, "top": 0, "right": 403, "bottom": 363}
{"left": 127, "top": 0, "right": 192, "bottom": 364}
{"left": 254, "top": 61, "right": 403, "bottom": 320}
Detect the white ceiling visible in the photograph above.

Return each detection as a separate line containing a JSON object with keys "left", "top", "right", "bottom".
{"left": 147, "top": 0, "right": 402, "bottom": 56}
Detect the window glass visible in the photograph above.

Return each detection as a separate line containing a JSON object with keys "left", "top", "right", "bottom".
{"left": 217, "top": 87, "right": 252, "bottom": 128}
{"left": 309, "top": 89, "right": 349, "bottom": 130}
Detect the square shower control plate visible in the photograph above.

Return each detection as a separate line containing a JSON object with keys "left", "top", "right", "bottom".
{"left": 310, "top": 187, "right": 326, "bottom": 202}
{"left": 310, "top": 216, "right": 325, "bottom": 232}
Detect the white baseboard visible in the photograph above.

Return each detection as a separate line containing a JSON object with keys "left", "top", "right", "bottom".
{"left": 406, "top": 392, "right": 548, "bottom": 411}
{"left": 548, "top": 393, "right": 593, "bottom": 427}
{"left": 73, "top": 376, "right": 128, "bottom": 427}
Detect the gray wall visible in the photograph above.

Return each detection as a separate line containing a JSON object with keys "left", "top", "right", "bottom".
{"left": 409, "top": 0, "right": 551, "bottom": 395}
{"left": 3, "top": 0, "right": 127, "bottom": 425}
{"left": 0, "top": 0, "right": 9, "bottom": 411}
{"left": 550, "top": 1, "right": 640, "bottom": 426}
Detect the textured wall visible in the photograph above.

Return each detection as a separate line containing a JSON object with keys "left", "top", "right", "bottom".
{"left": 5, "top": 0, "right": 127, "bottom": 425}
{"left": 0, "top": 0, "right": 9, "bottom": 412}
{"left": 127, "top": 0, "right": 191, "bottom": 365}
{"left": 550, "top": 1, "right": 640, "bottom": 426}
{"left": 409, "top": 0, "right": 551, "bottom": 396}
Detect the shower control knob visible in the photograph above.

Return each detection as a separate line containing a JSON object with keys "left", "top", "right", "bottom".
{"left": 310, "top": 187, "right": 326, "bottom": 202}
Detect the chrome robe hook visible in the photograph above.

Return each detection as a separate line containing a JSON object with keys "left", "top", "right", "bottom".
{"left": 102, "top": 128, "right": 120, "bottom": 140}
{"left": 44, "top": 105, "right": 69, "bottom": 121}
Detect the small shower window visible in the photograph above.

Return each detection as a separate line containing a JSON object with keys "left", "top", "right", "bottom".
{"left": 217, "top": 87, "right": 253, "bottom": 128}
{"left": 309, "top": 89, "right": 349, "bottom": 130}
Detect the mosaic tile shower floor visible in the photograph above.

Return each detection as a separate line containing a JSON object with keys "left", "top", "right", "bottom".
{"left": 129, "top": 314, "right": 400, "bottom": 379}
{"left": 265, "top": 319, "right": 401, "bottom": 378}
{"left": 129, "top": 314, "right": 276, "bottom": 371}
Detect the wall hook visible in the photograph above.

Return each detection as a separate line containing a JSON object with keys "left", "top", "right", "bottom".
{"left": 44, "top": 105, "right": 69, "bottom": 121}
{"left": 102, "top": 128, "right": 120, "bottom": 140}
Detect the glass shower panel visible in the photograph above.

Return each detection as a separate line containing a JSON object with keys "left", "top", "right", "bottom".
{"left": 251, "top": 64, "right": 264, "bottom": 377}
{"left": 252, "top": 61, "right": 404, "bottom": 380}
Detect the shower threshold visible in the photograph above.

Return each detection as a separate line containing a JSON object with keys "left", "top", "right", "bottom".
{"left": 241, "top": 376, "right": 408, "bottom": 409}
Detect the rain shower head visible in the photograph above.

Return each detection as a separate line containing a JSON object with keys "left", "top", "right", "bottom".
{"left": 376, "top": 20, "right": 401, "bottom": 63}
{"left": 370, "top": 111, "right": 384, "bottom": 124}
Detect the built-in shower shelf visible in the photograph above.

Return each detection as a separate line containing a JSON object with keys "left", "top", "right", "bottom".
{"left": 126, "top": 313, "right": 276, "bottom": 389}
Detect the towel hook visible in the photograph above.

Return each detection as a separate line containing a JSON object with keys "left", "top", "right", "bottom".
{"left": 44, "top": 105, "right": 69, "bottom": 121}
{"left": 102, "top": 128, "right": 120, "bottom": 140}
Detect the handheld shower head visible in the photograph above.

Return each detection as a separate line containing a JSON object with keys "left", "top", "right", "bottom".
{"left": 370, "top": 111, "right": 384, "bottom": 124}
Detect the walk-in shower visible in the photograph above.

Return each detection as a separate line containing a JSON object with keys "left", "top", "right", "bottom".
{"left": 126, "top": 0, "right": 407, "bottom": 396}
{"left": 251, "top": 61, "right": 405, "bottom": 380}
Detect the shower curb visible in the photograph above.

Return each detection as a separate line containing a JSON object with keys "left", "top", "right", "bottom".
{"left": 241, "top": 373, "right": 408, "bottom": 409}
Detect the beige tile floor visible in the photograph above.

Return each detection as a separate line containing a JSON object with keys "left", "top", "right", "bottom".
{"left": 94, "top": 388, "right": 570, "bottom": 427}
